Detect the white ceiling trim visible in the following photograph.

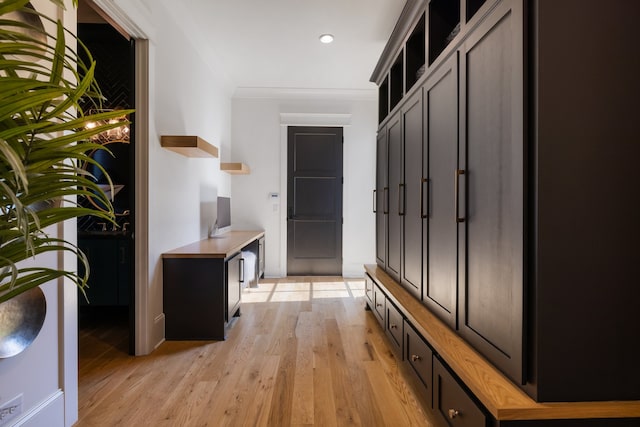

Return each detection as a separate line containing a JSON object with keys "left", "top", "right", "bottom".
{"left": 235, "top": 87, "right": 376, "bottom": 101}
{"left": 91, "top": 0, "right": 154, "bottom": 40}
{"left": 279, "top": 113, "right": 352, "bottom": 127}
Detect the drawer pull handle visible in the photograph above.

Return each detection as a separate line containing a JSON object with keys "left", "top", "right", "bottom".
{"left": 411, "top": 354, "right": 421, "bottom": 362}
{"left": 373, "top": 189, "right": 377, "bottom": 213}
{"left": 390, "top": 324, "right": 397, "bottom": 329}
{"left": 448, "top": 409, "right": 460, "bottom": 419}
{"left": 376, "top": 303, "right": 383, "bottom": 307}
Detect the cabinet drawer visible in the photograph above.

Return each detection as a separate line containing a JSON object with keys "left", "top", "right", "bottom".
{"left": 433, "top": 357, "right": 486, "bottom": 427}
{"left": 404, "top": 320, "right": 433, "bottom": 397}
{"left": 372, "top": 283, "right": 385, "bottom": 328}
{"left": 365, "top": 274, "right": 374, "bottom": 305}
{"left": 386, "top": 300, "right": 403, "bottom": 350}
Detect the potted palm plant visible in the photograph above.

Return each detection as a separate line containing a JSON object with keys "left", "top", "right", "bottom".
{"left": 0, "top": 0, "right": 133, "bottom": 304}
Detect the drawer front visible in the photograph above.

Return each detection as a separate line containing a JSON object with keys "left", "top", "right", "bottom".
{"left": 386, "top": 300, "right": 403, "bottom": 348}
{"left": 373, "top": 284, "right": 385, "bottom": 327}
{"left": 405, "top": 320, "right": 433, "bottom": 395}
{"left": 433, "top": 357, "right": 486, "bottom": 427}
{"left": 365, "top": 274, "right": 374, "bottom": 305}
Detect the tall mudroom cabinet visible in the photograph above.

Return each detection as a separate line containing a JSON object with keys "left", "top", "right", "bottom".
{"left": 367, "top": 0, "right": 640, "bottom": 425}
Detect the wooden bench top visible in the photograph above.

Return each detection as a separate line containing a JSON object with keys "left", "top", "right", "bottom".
{"left": 365, "top": 264, "right": 640, "bottom": 421}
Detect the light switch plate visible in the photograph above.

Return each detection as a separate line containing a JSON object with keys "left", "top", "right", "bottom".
{"left": 0, "top": 394, "right": 23, "bottom": 426}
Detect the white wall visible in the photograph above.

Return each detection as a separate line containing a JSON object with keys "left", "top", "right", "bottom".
{"left": 0, "top": 2, "right": 78, "bottom": 426}
{"left": 231, "top": 91, "right": 377, "bottom": 278}
{"left": 132, "top": 1, "right": 234, "bottom": 350}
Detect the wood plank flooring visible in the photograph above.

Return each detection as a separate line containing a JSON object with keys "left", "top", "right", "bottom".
{"left": 77, "top": 277, "right": 436, "bottom": 426}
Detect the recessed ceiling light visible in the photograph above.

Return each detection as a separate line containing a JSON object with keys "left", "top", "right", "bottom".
{"left": 319, "top": 34, "right": 334, "bottom": 44}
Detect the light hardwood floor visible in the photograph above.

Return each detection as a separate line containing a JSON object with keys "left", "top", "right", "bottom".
{"left": 77, "top": 277, "right": 436, "bottom": 426}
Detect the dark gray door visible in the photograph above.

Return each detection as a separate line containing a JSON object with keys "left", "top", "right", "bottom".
{"left": 287, "top": 126, "right": 343, "bottom": 275}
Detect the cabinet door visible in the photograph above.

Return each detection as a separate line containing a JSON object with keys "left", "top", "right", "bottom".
{"left": 423, "top": 54, "right": 458, "bottom": 328}
{"left": 401, "top": 90, "right": 423, "bottom": 299}
{"left": 78, "top": 238, "right": 118, "bottom": 306}
{"left": 372, "top": 283, "right": 386, "bottom": 328}
{"left": 258, "top": 236, "right": 265, "bottom": 278}
{"left": 364, "top": 274, "right": 374, "bottom": 306}
{"left": 433, "top": 357, "right": 486, "bottom": 427}
{"left": 386, "top": 113, "right": 402, "bottom": 282}
{"left": 226, "top": 253, "right": 242, "bottom": 322}
{"left": 117, "top": 238, "right": 131, "bottom": 306}
{"left": 375, "top": 129, "right": 388, "bottom": 268}
{"left": 458, "top": 0, "right": 524, "bottom": 383}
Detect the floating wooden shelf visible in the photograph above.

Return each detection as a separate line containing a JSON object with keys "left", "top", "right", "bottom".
{"left": 221, "top": 162, "right": 250, "bottom": 175}
{"left": 160, "top": 136, "right": 219, "bottom": 158}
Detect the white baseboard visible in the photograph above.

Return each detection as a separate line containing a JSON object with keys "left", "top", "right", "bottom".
{"left": 12, "top": 390, "right": 63, "bottom": 427}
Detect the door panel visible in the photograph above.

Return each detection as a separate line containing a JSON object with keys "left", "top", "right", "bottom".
{"left": 386, "top": 115, "right": 402, "bottom": 281}
{"left": 458, "top": 0, "right": 524, "bottom": 383}
{"left": 424, "top": 54, "right": 458, "bottom": 328}
{"left": 401, "top": 91, "right": 423, "bottom": 298}
{"left": 287, "top": 126, "right": 343, "bottom": 275}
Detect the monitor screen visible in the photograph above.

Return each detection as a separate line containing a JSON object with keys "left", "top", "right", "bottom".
{"left": 217, "top": 196, "right": 231, "bottom": 229}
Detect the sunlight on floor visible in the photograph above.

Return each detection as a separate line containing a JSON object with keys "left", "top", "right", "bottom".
{"left": 242, "top": 278, "right": 366, "bottom": 303}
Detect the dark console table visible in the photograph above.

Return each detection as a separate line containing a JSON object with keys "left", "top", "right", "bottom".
{"left": 162, "top": 230, "right": 264, "bottom": 340}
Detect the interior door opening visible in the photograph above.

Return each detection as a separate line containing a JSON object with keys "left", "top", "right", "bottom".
{"left": 77, "top": 0, "right": 135, "bottom": 355}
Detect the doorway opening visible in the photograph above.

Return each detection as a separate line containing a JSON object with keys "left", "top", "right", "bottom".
{"left": 77, "top": 0, "right": 135, "bottom": 355}
{"left": 287, "top": 126, "right": 343, "bottom": 276}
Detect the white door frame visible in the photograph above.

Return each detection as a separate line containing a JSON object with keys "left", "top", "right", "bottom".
{"left": 87, "top": 0, "right": 151, "bottom": 355}
{"left": 278, "top": 113, "right": 351, "bottom": 277}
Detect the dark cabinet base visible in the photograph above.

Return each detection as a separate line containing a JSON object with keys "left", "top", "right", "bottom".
{"left": 163, "top": 258, "right": 232, "bottom": 341}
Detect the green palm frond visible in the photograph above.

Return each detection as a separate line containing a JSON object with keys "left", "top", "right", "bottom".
{"left": 0, "top": 0, "right": 133, "bottom": 303}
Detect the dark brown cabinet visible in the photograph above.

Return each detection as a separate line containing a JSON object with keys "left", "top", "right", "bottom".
{"left": 78, "top": 236, "right": 131, "bottom": 306}
{"left": 162, "top": 232, "right": 264, "bottom": 341}
{"left": 372, "top": 282, "right": 386, "bottom": 328}
{"left": 385, "top": 299, "right": 404, "bottom": 358}
{"left": 433, "top": 357, "right": 486, "bottom": 427}
{"left": 370, "top": 0, "right": 640, "bottom": 413}
{"left": 404, "top": 320, "right": 433, "bottom": 404}
{"left": 226, "top": 252, "right": 242, "bottom": 326}
{"left": 364, "top": 274, "right": 374, "bottom": 305}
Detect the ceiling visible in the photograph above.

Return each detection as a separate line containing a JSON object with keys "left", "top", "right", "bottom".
{"left": 158, "top": 0, "right": 407, "bottom": 91}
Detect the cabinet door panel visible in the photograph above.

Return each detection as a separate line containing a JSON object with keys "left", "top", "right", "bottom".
{"left": 78, "top": 238, "right": 119, "bottom": 306}
{"left": 386, "top": 114, "right": 402, "bottom": 281}
{"left": 458, "top": 0, "right": 524, "bottom": 383}
{"left": 226, "top": 253, "right": 242, "bottom": 322}
{"left": 373, "top": 283, "right": 386, "bottom": 328}
{"left": 405, "top": 320, "right": 434, "bottom": 402}
{"left": 401, "top": 91, "right": 423, "bottom": 298}
{"left": 376, "top": 130, "right": 388, "bottom": 268}
{"left": 424, "top": 54, "right": 458, "bottom": 328}
{"left": 117, "top": 239, "right": 131, "bottom": 306}
{"left": 433, "top": 357, "right": 486, "bottom": 427}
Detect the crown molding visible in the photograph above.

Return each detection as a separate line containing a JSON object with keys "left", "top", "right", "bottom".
{"left": 233, "top": 87, "right": 376, "bottom": 101}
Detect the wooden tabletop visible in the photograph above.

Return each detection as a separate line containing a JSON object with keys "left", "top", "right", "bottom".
{"left": 162, "top": 231, "right": 264, "bottom": 259}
